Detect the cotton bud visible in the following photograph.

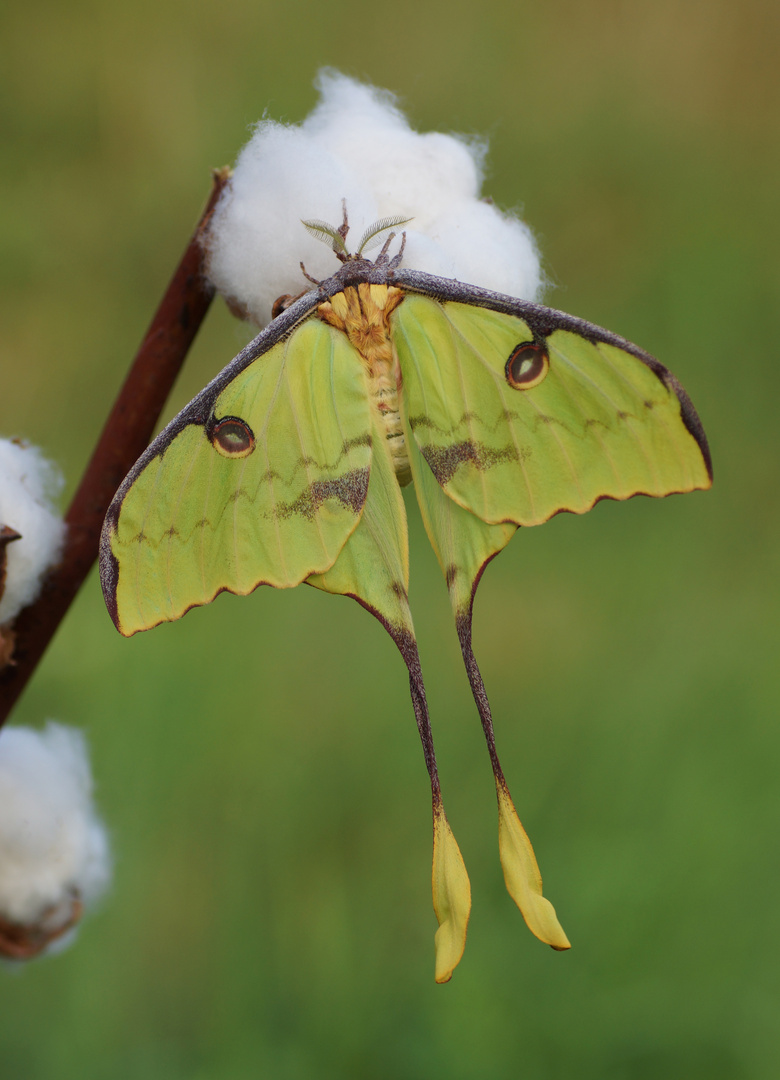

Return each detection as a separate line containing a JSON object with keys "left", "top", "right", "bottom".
{"left": 0, "top": 723, "right": 111, "bottom": 959}
{"left": 0, "top": 439, "right": 66, "bottom": 632}
{"left": 203, "top": 69, "right": 543, "bottom": 328}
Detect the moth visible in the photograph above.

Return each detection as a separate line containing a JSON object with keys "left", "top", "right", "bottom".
{"left": 100, "top": 215, "right": 712, "bottom": 981}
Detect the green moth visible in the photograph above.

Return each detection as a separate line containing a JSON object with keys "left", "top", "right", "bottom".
{"left": 100, "top": 218, "right": 712, "bottom": 982}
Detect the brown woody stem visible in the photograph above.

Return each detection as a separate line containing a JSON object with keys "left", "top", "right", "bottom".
{"left": 0, "top": 168, "right": 231, "bottom": 727}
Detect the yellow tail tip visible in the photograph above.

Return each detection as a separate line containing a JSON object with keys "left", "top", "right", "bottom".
{"left": 432, "top": 804, "right": 472, "bottom": 983}
{"left": 495, "top": 781, "right": 571, "bottom": 951}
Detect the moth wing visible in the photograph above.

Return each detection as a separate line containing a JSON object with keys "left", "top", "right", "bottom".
{"left": 101, "top": 315, "right": 372, "bottom": 636}
{"left": 392, "top": 290, "right": 711, "bottom": 527}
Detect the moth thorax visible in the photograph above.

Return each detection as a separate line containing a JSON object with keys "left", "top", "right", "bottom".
{"left": 317, "top": 284, "right": 412, "bottom": 486}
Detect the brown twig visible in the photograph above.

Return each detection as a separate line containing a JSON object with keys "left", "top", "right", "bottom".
{"left": 0, "top": 168, "right": 231, "bottom": 727}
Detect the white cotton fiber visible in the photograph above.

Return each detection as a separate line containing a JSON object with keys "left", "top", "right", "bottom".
{"left": 0, "top": 439, "right": 66, "bottom": 625}
{"left": 0, "top": 723, "right": 110, "bottom": 930}
{"left": 204, "top": 70, "right": 543, "bottom": 327}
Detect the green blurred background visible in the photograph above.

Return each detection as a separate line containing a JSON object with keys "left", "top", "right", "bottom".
{"left": 1, "top": 0, "right": 778, "bottom": 1076}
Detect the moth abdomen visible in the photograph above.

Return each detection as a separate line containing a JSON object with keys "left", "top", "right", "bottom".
{"left": 317, "top": 283, "right": 412, "bottom": 485}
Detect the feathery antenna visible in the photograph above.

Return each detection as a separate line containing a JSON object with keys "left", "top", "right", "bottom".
{"left": 357, "top": 215, "right": 413, "bottom": 255}
{"left": 301, "top": 218, "right": 350, "bottom": 255}
{"left": 301, "top": 207, "right": 413, "bottom": 261}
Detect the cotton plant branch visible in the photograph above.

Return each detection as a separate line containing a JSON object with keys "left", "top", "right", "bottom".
{"left": 0, "top": 167, "right": 231, "bottom": 728}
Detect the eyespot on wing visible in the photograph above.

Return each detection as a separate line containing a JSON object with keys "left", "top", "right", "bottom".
{"left": 208, "top": 416, "right": 256, "bottom": 458}
{"left": 505, "top": 343, "right": 549, "bottom": 390}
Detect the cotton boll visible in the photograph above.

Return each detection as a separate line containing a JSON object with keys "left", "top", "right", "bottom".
{"left": 306, "top": 71, "right": 485, "bottom": 217}
{"left": 305, "top": 69, "right": 410, "bottom": 138}
{"left": 399, "top": 230, "right": 461, "bottom": 281}
{"left": 205, "top": 123, "right": 379, "bottom": 326}
{"left": 0, "top": 723, "right": 110, "bottom": 958}
{"left": 0, "top": 440, "right": 66, "bottom": 625}
{"left": 427, "top": 199, "right": 544, "bottom": 299}
{"left": 203, "top": 70, "right": 543, "bottom": 327}
{"left": 340, "top": 131, "right": 485, "bottom": 224}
